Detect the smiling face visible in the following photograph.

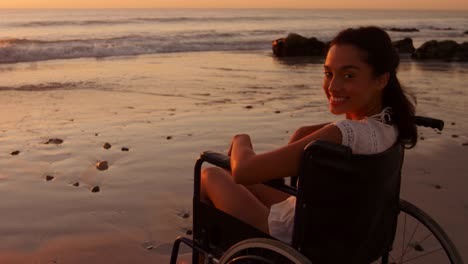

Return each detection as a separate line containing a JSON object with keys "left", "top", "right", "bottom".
{"left": 323, "top": 44, "right": 388, "bottom": 120}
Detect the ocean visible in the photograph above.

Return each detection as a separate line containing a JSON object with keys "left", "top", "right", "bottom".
{"left": 0, "top": 9, "right": 467, "bottom": 63}
{"left": 0, "top": 9, "right": 467, "bottom": 263}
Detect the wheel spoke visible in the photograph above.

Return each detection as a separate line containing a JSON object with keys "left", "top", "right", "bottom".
{"left": 401, "top": 248, "right": 444, "bottom": 263}
{"left": 401, "top": 219, "right": 420, "bottom": 261}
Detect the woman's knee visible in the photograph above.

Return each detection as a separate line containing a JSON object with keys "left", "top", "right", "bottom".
{"left": 201, "top": 167, "right": 232, "bottom": 190}
{"left": 202, "top": 166, "right": 231, "bottom": 181}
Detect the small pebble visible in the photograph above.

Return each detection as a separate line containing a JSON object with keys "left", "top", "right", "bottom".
{"left": 72, "top": 182, "right": 79, "bottom": 187}
{"left": 274, "top": 110, "right": 281, "bottom": 114}
{"left": 121, "top": 147, "right": 129, "bottom": 151}
{"left": 45, "top": 138, "right": 63, "bottom": 144}
{"left": 181, "top": 212, "right": 190, "bottom": 219}
{"left": 245, "top": 105, "right": 253, "bottom": 109}
{"left": 91, "top": 186, "right": 100, "bottom": 193}
{"left": 414, "top": 243, "right": 424, "bottom": 252}
{"left": 420, "top": 137, "right": 425, "bottom": 140}
{"left": 10, "top": 150, "right": 20, "bottom": 155}
{"left": 46, "top": 175, "right": 54, "bottom": 181}
{"left": 103, "top": 142, "right": 111, "bottom": 149}
{"left": 436, "top": 131, "right": 442, "bottom": 134}
{"left": 95, "top": 133, "right": 99, "bottom": 136}
{"left": 96, "top": 161, "right": 109, "bottom": 171}
{"left": 451, "top": 122, "right": 456, "bottom": 125}
{"left": 452, "top": 135, "right": 459, "bottom": 138}
{"left": 186, "top": 229, "right": 193, "bottom": 235}
{"left": 435, "top": 184, "right": 442, "bottom": 189}
{"left": 166, "top": 136, "right": 173, "bottom": 140}
{"left": 145, "top": 245, "right": 154, "bottom": 250}
{"left": 462, "top": 142, "right": 468, "bottom": 146}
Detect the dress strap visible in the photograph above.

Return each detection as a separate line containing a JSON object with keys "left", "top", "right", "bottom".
{"left": 368, "top": 107, "right": 392, "bottom": 124}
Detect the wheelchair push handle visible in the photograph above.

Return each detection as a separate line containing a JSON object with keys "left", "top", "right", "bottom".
{"left": 415, "top": 116, "right": 444, "bottom": 131}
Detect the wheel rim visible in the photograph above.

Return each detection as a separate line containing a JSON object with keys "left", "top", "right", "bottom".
{"left": 373, "top": 200, "right": 462, "bottom": 264}
{"left": 219, "top": 238, "right": 312, "bottom": 264}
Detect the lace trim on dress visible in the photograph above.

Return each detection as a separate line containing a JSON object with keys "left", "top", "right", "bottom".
{"left": 335, "top": 120, "right": 355, "bottom": 148}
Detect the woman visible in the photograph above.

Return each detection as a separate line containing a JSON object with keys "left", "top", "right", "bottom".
{"left": 200, "top": 26, "right": 417, "bottom": 244}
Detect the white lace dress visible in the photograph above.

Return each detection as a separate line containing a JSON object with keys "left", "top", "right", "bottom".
{"left": 267, "top": 108, "right": 398, "bottom": 244}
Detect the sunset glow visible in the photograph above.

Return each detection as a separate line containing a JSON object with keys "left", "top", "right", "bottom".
{"left": 1, "top": 0, "right": 467, "bottom": 10}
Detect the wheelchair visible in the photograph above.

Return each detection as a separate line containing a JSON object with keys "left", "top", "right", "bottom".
{"left": 170, "top": 116, "right": 463, "bottom": 264}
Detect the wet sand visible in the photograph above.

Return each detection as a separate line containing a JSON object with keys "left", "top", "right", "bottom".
{"left": 0, "top": 51, "right": 467, "bottom": 263}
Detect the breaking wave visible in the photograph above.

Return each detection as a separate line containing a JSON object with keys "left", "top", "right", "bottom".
{"left": 0, "top": 30, "right": 285, "bottom": 63}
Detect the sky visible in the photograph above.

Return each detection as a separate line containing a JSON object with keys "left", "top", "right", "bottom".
{"left": 0, "top": 0, "right": 467, "bottom": 10}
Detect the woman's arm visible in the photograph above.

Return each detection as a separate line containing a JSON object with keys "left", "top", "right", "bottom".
{"left": 230, "top": 124, "right": 342, "bottom": 185}
{"left": 288, "top": 123, "right": 331, "bottom": 144}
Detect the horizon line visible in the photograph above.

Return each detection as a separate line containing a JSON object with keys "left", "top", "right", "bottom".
{"left": 0, "top": 7, "right": 467, "bottom": 11}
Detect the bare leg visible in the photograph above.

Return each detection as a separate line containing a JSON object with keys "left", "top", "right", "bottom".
{"left": 245, "top": 184, "right": 291, "bottom": 208}
{"left": 201, "top": 167, "right": 270, "bottom": 233}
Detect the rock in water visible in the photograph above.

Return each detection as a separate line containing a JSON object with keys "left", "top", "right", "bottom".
{"left": 103, "top": 142, "right": 111, "bottom": 149}
{"left": 272, "top": 33, "right": 326, "bottom": 57}
{"left": 412, "top": 40, "right": 461, "bottom": 61}
{"left": 392, "top": 38, "right": 415, "bottom": 54}
{"left": 121, "top": 147, "right": 129, "bottom": 151}
{"left": 91, "top": 186, "right": 100, "bottom": 193}
{"left": 454, "top": 42, "right": 468, "bottom": 61}
{"left": 96, "top": 161, "right": 109, "bottom": 170}
{"left": 46, "top": 175, "right": 54, "bottom": 181}
{"left": 10, "top": 150, "right": 20, "bottom": 155}
{"left": 387, "top": 27, "right": 419, "bottom": 32}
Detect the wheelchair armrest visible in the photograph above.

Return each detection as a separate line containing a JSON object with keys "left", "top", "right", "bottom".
{"left": 200, "top": 151, "right": 231, "bottom": 171}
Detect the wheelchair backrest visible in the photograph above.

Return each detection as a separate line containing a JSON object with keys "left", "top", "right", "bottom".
{"left": 292, "top": 140, "right": 404, "bottom": 264}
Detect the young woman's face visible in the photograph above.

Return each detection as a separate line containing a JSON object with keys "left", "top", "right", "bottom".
{"left": 323, "top": 44, "right": 387, "bottom": 120}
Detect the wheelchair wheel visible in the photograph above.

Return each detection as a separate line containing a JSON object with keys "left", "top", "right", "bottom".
{"left": 218, "top": 238, "right": 312, "bottom": 264}
{"left": 376, "top": 200, "right": 463, "bottom": 264}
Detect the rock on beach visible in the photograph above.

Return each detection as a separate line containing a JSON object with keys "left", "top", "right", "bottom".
{"left": 103, "top": 142, "right": 111, "bottom": 149}
{"left": 96, "top": 161, "right": 109, "bottom": 170}
{"left": 44, "top": 138, "right": 64, "bottom": 144}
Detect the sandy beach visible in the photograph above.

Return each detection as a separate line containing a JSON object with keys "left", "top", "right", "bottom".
{"left": 0, "top": 50, "right": 467, "bottom": 263}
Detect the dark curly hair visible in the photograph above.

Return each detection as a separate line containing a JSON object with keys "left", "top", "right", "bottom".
{"left": 329, "top": 26, "right": 417, "bottom": 148}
